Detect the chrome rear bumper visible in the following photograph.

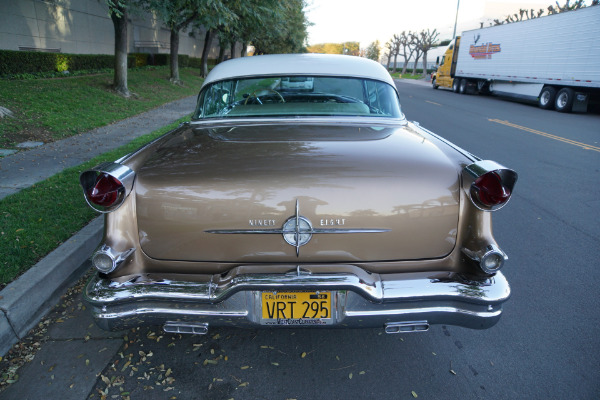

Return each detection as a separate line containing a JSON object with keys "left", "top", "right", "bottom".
{"left": 84, "top": 266, "right": 510, "bottom": 332}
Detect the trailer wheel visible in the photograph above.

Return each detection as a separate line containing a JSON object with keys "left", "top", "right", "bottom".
{"left": 452, "top": 79, "right": 460, "bottom": 93}
{"left": 459, "top": 79, "right": 468, "bottom": 94}
{"left": 555, "top": 88, "right": 574, "bottom": 113}
{"left": 538, "top": 86, "right": 556, "bottom": 110}
{"left": 432, "top": 78, "right": 439, "bottom": 89}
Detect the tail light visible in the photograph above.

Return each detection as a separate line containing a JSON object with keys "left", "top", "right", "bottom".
{"left": 88, "top": 174, "right": 123, "bottom": 207}
{"left": 463, "top": 161, "right": 517, "bottom": 211}
{"left": 80, "top": 162, "right": 135, "bottom": 213}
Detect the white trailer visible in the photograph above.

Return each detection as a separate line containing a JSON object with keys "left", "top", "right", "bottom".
{"left": 433, "top": 6, "right": 600, "bottom": 112}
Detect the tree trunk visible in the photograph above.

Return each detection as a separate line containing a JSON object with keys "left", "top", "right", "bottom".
{"left": 412, "top": 55, "right": 420, "bottom": 75}
{"left": 230, "top": 42, "right": 236, "bottom": 59}
{"left": 111, "top": 7, "right": 130, "bottom": 97}
{"left": 402, "top": 59, "right": 409, "bottom": 75}
{"left": 392, "top": 53, "right": 398, "bottom": 73}
{"left": 217, "top": 43, "right": 225, "bottom": 63}
{"left": 422, "top": 52, "right": 428, "bottom": 78}
{"left": 241, "top": 42, "right": 247, "bottom": 57}
{"left": 200, "top": 30, "right": 213, "bottom": 78}
{"left": 386, "top": 52, "right": 391, "bottom": 70}
{"left": 170, "top": 27, "right": 180, "bottom": 83}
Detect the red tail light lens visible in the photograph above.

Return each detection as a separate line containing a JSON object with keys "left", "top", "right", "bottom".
{"left": 472, "top": 172, "right": 511, "bottom": 207}
{"left": 87, "top": 174, "right": 123, "bottom": 207}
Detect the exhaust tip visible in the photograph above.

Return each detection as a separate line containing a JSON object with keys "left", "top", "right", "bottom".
{"left": 164, "top": 322, "right": 209, "bottom": 335}
{"left": 385, "top": 321, "right": 430, "bottom": 334}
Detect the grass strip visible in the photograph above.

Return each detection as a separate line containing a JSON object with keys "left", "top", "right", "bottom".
{"left": 0, "top": 117, "right": 189, "bottom": 286}
{"left": 0, "top": 66, "right": 203, "bottom": 148}
{"left": 389, "top": 72, "right": 428, "bottom": 80}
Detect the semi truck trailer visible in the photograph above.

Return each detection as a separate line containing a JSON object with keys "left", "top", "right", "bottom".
{"left": 431, "top": 6, "right": 600, "bottom": 112}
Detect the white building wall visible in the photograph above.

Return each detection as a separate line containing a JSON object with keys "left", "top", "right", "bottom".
{"left": 0, "top": 0, "right": 221, "bottom": 58}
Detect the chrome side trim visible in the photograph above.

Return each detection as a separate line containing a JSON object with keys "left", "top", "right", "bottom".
{"left": 206, "top": 199, "right": 390, "bottom": 257}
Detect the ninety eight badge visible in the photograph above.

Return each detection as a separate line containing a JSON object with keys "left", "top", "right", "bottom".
{"left": 205, "top": 200, "right": 389, "bottom": 256}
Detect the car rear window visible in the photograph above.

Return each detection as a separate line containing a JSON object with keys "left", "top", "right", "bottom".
{"left": 194, "top": 76, "right": 402, "bottom": 119}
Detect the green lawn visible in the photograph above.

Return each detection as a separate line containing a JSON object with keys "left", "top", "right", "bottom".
{"left": 0, "top": 119, "right": 187, "bottom": 287}
{"left": 0, "top": 67, "right": 204, "bottom": 148}
{"left": 0, "top": 67, "right": 204, "bottom": 287}
{"left": 389, "top": 72, "right": 429, "bottom": 80}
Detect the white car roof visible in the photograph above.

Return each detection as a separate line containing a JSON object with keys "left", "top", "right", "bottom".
{"left": 202, "top": 54, "right": 395, "bottom": 89}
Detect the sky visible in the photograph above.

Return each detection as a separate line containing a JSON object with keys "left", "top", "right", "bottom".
{"left": 305, "top": 0, "right": 583, "bottom": 47}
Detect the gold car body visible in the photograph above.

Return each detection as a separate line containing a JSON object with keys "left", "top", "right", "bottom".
{"left": 81, "top": 54, "right": 516, "bottom": 334}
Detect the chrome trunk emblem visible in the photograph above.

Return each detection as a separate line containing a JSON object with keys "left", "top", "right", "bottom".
{"left": 205, "top": 200, "right": 390, "bottom": 256}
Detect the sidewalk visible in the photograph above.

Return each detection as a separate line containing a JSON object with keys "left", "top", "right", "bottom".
{"left": 0, "top": 95, "right": 197, "bottom": 357}
{"left": 0, "top": 95, "right": 197, "bottom": 200}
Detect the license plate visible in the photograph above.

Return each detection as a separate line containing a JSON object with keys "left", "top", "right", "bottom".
{"left": 261, "top": 291, "right": 332, "bottom": 325}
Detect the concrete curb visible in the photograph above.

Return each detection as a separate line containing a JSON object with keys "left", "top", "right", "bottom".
{"left": 0, "top": 217, "right": 103, "bottom": 357}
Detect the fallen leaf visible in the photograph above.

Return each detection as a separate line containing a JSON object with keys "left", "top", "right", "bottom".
{"left": 450, "top": 369, "right": 457, "bottom": 375}
{"left": 271, "top": 362, "right": 279, "bottom": 366}
{"left": 239, "top": 382, "right": 249, "bottom": 387}
{"left": 349, "top": 373, "right": 353, "bottom": 379}
{"left": 241, "top": 365, "right": 250, "bottom": 370}
{"left": 212, "top": 334, "right": 221, "bottom": 339}
{"left": 412, "top": 391, "right": 418, "bottom": 398}
{"left": 359, "top": 371, "right": 365, "bottom": 375}
{"left": 301, "top": 352, "right": 306, "bottom": 358}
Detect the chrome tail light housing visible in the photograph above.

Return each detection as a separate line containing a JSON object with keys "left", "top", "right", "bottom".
{"left": 463, "top": 244, "right": 508, "bottom": 274}
{"left": 92, "top": 245, "right": 135, "bottom": 274}
{"left": 463, "top": 160, "right": 517, "bottom": 211}
{"left": 80, "top": 162, "right": 135, "bottom": 213}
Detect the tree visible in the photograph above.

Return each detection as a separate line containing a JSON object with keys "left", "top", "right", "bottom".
{"left": 384, "top": 41, "right": 392, "bottom": 70}
{"left": 418, "top": 29, "right": 439, "bottom": 78}
{"left": 190, "top": 1, "right": 236, "bottom": 77}
{"left": 481, "top": 0, "right": 598, "bottom": 27}
{"left": 409, "top": 32, "right": 424, "bottom": 75}
{"left": 393, "top": 31, "right": 415, "bottom": 75}
{"left": 250, "top": 0, "right": 309, "bottom": 54}
{"left": 107, "top": 1, "right": 130, "bottom": 97}
{"left": 364, "top": 40, "right": 380, "bottom": 61}
{"left": 343, "top": 41, "right": 360, "bottom": 56}
{"left": 390, "top": 34, "right": 401, "bottom": 73}
{"left": 141, "top": 0, "right": 204, "bottom": 84}
{"left": 199, "top": 29, "right": 215, "bottom": 77}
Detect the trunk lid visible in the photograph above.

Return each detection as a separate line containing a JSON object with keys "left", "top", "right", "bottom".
{"left": 135, "top": 122, "right": 460, "bottom": 262}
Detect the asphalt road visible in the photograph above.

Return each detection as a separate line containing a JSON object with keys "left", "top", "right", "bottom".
{"left": 2, "top": 81, "right": 599, "bottom": 400}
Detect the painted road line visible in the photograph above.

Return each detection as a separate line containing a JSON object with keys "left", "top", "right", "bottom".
{"left": 425, "top": 100, "right": 442, "bottom": 106}
{"left": 488, "top": 119, "right": 600, "bottom": 153}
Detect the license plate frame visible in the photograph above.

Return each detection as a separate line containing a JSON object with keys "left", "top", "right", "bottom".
{"left": 260, "top": 291, "right": 333, "bottom": 326}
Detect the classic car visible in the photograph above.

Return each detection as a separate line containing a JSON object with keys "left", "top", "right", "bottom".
{"left": 80, "top": 54, "right": 516, "bottom": 335}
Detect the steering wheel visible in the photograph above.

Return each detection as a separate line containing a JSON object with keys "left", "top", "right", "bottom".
{"left": 244, "top": 89, "right": 286, "bottom": 105}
